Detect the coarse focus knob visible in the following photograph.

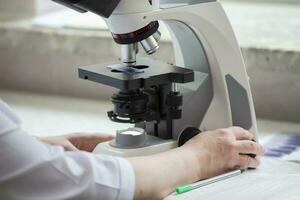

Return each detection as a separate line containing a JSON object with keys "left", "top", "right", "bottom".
{"left": 178, "top": 127, "right": 201, "bottom": 147}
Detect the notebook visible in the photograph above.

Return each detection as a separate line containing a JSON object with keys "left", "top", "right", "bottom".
{"left": 165, "top": 157, "right": 300, "bottom": 200}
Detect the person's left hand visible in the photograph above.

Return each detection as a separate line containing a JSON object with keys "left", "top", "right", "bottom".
{"left": 38, "top": 133, "right": 114, "bottom": 152}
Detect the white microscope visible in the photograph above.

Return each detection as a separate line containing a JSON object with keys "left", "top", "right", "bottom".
{"left": 53, "top": 0, "right": 257, "bottom": 157}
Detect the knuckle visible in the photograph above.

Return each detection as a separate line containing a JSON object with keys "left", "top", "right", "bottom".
{"left": 246, "top": 132, "right": 255, "bottom": 140}
{"left": 249, "top": 142, "right": 257, "bottom": 151}
{"left": 226, "top": 142, "right": 237, "bottom": 152}
{"left": 217, "top": 129, "right": 228, "bottom": 135}
{"left": 240, "top": 129, "right": 252, "bottom": 138}
{"left": 247, "top": 156, "right": 252, "bottom": 165}
{"left": 239, "top": 156, "right": 250, "bottom": 169}
{"left": 233, "top": 126, "right": 245, "bottom": 133}
{"left": 245, "top": 156, "right": 252, "bottom": 168}
{"left": 217, "top": 128, "right": 232, "bottom": 137}
{"left": 242, "top": 130, "right": 251, "bottom": 137}
{"left": 233, "top": 126, "right": 244, "bottom": 132}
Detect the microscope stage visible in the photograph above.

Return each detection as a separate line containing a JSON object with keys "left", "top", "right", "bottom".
{"left": 78, "top": 58, "right": 194, "bottom": 90}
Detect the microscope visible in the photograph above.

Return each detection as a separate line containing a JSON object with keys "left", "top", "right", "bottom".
{"left": 53, "top": 0, "right": 257, "bottom": 157}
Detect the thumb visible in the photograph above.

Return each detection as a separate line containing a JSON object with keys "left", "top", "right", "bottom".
{"left": 64, "top": 141, "right": 80, "bottom": 152}
{"left": 84, "top": 134, "right": 115, "bottom": 152}
{"left": 93, "top": 134, "right": 115, "bottom": 143}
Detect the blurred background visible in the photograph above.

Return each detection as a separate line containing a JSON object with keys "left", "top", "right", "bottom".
{"left": 0, "top": 0, "right": 300, "bottom": 136}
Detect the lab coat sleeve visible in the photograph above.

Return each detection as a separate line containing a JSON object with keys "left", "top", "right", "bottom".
{"left": 0, "top": 100, "right": 135, "bottom": 200}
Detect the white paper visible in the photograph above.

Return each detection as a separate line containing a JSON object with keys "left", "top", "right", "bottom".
{"left": 165, "top": 157, "right": 300, "bottom": 200}
{"left": 283, "top": 150, "right": 300, "bottom": 163}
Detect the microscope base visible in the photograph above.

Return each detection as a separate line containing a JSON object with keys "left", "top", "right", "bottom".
{"left": 93, "top": 140, "right": 178, "bottom": 157}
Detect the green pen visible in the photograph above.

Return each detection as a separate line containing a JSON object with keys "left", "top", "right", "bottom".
{"left": 176, "top": 169, "right": 242, "bottom": 194}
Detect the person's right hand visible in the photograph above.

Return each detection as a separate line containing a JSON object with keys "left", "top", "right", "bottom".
{"left": 128, "top": 127, "right": 265, "bottom": 200}
{"left": 183, "top": 127, "right": 265, "bottom": 180}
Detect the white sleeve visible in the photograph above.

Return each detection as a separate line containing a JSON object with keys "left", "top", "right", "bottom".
{"left": 0, "top": 100, "right": 135, "bottom": 200}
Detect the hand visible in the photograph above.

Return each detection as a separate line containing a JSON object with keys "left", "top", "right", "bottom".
{"left": 128, "top": 127, "right": 265, "bottom": 200}
{"left": 38, "top": 133, "right": 114, "bottom": 152}
{"left": 183, "top": 127, "right": 265, "bottom": 179}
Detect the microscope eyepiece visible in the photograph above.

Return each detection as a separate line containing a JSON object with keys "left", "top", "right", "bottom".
{"left": 52, "top": 0, "right": 121, "bottom": 18}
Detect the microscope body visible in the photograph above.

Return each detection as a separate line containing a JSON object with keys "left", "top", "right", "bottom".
{"left": 53, "top": 0, "right": 257, "bottom": 157}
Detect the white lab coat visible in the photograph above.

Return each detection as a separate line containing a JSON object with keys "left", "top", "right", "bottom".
{"left": 0, "top": 100, "right": 135, "bottom": 200}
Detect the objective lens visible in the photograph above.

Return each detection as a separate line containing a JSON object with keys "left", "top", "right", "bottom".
{"left": 140, "top": 35, "right": 159, "bottom": 55}
{"left": 121, "top": 43, "right": 138, "bottom": 65}
{"left": 153, "top": 30, "right": 161, "bottom": 42}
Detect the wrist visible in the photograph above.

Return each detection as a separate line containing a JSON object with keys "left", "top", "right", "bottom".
{"left": 178, "top": 146, "right": 206, "bottom": 183}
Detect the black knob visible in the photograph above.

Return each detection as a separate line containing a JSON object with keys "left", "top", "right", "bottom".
{"left": 178, "top": 127, "right": 201, "bottom": 147}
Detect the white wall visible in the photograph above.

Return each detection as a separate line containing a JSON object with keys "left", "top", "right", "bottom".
{"left": 0, "top": 0, "right": 61, "bottom": 18}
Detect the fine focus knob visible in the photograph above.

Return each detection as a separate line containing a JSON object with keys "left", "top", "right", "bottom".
{"left": 111, "top": 127, "right": 147, "bottom": 149}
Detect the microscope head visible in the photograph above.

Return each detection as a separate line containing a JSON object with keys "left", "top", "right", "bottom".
{"left": 53, "top": 0, "right": 174, "bottom": 126}
{"left": 103, "top": 0, "right": 162, "bottom": 64}
{"left": 53, "top": 0, "right": 161, "bottom": 63}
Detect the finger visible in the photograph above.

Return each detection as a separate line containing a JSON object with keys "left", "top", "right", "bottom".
{"left": 67, "top": 133, "right": 115, "bottom": 152}
{"left": 231, "top": 127, "right": 255, "bottom": 141}
{"left": 236, "top": 140, "right": 265, "bottom": 156}
{"left": 238, "top": 155, "right": 260, "bottom": 169}
{"left": 78, "top": 134, "right": 114, "bottom": 152}
{"left": 64, "top": 142, "right": 79, "bottom": 152}
{"left": 71, "top": 133, "right": 115, "bottom": 142}
{"left": 92, "top": 134, "right": 115, "bottom": 143}
{"left": 87, "top": 135, "right": 114, "bottom": 152}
